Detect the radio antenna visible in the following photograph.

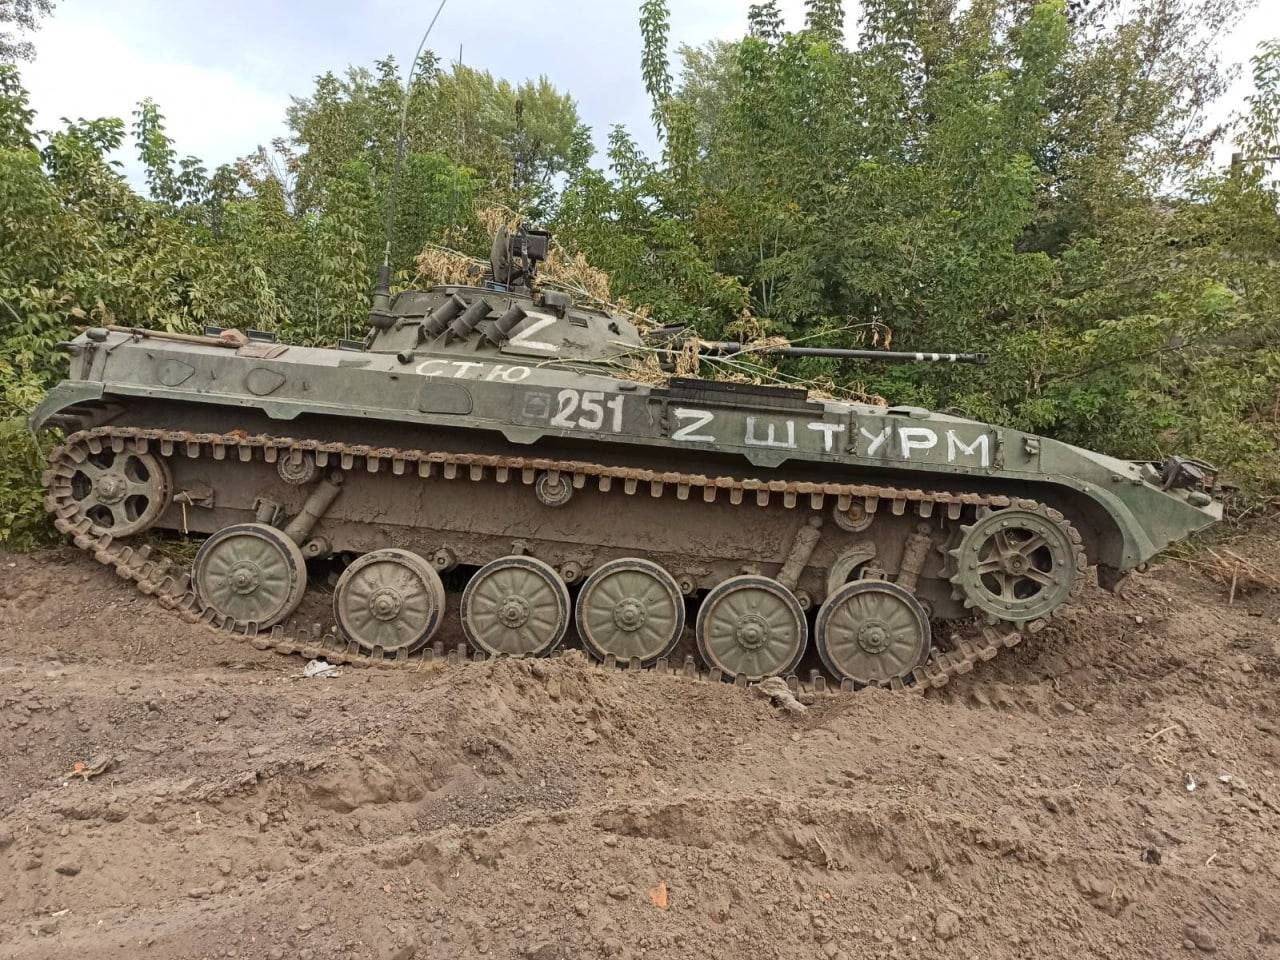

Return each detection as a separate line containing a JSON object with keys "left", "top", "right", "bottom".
{"left": 369, "top": 0, "right": 449, "bottom": 328}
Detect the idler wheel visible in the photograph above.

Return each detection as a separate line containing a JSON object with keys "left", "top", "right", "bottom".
{"left": 461, "top": 555, "right": 570, "bottom": 657}
{"left": 67, "top": 449, "right": 171, "bottom": 538}
{"left": 695, "top": 575, "right": 807, "bottom": 681}
{"left": 334, "top": 549, "right": 446, "bottom": 655}
{"left": 575, "top": 558, "right": 684, "bottom": 665}
{"left": 193, "top": 522, "right": 307, "bottom": 628}
{"left": 815, "top": 580, "right": 931, "bottom": 685}
{"left": 950, "top": 506, "right": 1077, "bottom": 622}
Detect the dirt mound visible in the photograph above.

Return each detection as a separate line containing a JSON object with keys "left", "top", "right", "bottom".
{"left": 1, "top": 526, "right": 1278, "bottom": 959}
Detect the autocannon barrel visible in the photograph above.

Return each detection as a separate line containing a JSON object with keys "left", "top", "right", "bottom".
{"left": 701, "top": 342, "right": 989, "bottom": 365}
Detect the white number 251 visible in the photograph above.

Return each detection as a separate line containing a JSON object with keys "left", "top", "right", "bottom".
{"left": 550, "top": 390, "right": 624, "bottom": 433}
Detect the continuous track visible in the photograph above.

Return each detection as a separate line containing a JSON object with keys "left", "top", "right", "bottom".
{"left": 43, "top": 426, "right": 1087, "bottom": 696}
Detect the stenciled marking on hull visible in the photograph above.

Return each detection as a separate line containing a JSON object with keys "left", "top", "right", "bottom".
{"left": 550, "top": 389, "right": 625, "bottom": 433}
{"left": 671, "top": 408, "right": 715, "bottom": 442}
{"left": 521, "top": 389, "right": 627, "bottom": 434}
{"left": 674, "top": 408, "right": 992, "bottom": 466}
{"left": 860, "top": 425, "right": 892, "bottom": 456}
{"left": 807, "top": 422, "right": 847, "bottom": 452}
{"left": 415, "top": 358, "right": 533, "bottom": 382}
{"left": 505, "top": 313, "right": 559, "bottom": 353}
{"left": 410, "top": 372, "right": 993, "bottom": 467}
{"left": 947, "top": 432, "right": 990, "bottom": 465}
{"left": 745, "top": 417, "right": 795, "bottom": 448}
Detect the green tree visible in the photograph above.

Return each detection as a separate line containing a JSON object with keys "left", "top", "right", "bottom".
{"left": 288, "top": 57, "right": 588, "bottom": 235}
{"left": 0, "top": 0, "right": 54, "bottom": 62}
{"left": 556, "top": 0, "right": 1278, "bottom": 494}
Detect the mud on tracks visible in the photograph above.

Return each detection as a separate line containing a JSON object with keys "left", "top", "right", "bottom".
{"left": 1, "top": 529, "right": 1278, "bottom": 960}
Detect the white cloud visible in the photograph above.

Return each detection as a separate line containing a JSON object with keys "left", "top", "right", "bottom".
{"left": 21, "top": 5, "right": 289, "bottom": 187}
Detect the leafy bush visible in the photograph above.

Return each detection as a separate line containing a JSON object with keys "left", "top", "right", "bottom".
{"left": 0, "top": 419, "right": 51, "bottom": 549}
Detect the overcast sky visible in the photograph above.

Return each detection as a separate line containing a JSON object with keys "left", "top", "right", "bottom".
{"left": 16, "top": 0, "right": 1280, "bottom": 185}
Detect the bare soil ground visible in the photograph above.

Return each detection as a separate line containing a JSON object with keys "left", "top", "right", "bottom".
{"left": 2, "top": 522, "right": 1279, "bottom": 960}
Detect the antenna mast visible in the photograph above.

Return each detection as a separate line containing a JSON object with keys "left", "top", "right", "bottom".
{"left": 369, "top": 0, "right": 450, "bottom": 329}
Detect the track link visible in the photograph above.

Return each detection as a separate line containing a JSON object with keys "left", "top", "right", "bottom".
{"left": 42, "top": 426, "right": 1086, "bottom": 697}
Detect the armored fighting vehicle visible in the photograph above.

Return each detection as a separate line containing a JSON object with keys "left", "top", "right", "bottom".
{"left": 32, "top": 225, "right": 1222, "bottom": 690}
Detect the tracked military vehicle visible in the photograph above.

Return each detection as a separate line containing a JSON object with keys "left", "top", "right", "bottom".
{"left": 32, "top": 225, "right": 1222, "bottom": 691}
